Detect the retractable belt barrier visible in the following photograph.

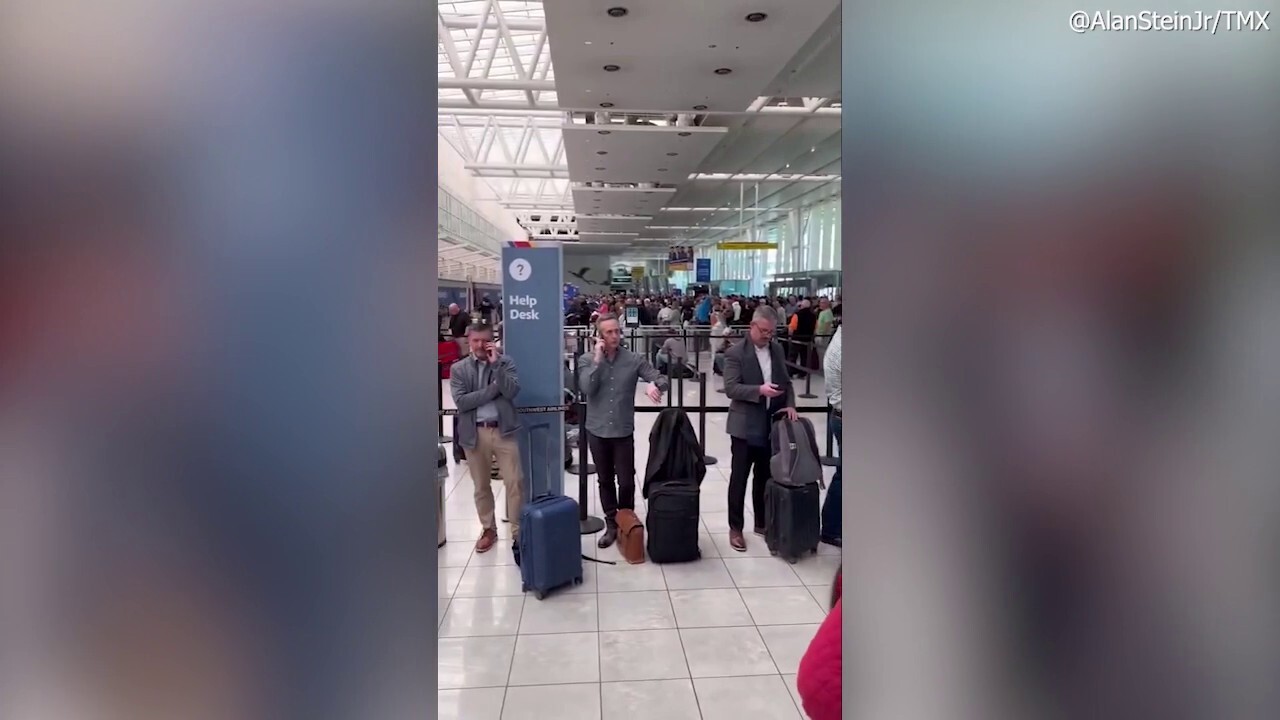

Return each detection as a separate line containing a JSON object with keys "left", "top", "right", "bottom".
{"left": 438, "top": 405, "right": 570, "bottom": 417}
{"left": 437, "top": 326, "right": 841, "bottom": 530}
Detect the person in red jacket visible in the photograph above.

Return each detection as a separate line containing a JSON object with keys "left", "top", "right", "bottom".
{"left": 796, "top": 569, "right": 842, "bottom": 720}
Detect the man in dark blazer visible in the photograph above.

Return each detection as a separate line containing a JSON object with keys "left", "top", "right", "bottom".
{"left": 722, "top": 305, "right": 797, "bottom": 551}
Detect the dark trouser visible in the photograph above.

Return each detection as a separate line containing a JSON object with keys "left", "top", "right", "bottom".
{"left": 789, "top": 336, "right": 812, "bottom": 372}
{"left": 728, "top": 436, "right": 771, "bottom": 532}
{"left": 587, "top": 433, "right": 636, "bottom": 524}
{"left": 821, "top": 415, "right": 842, "bottom": 539}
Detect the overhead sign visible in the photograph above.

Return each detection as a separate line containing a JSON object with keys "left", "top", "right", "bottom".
{"left": 502, "top": 245, "right": 566, "bottom": 497}
{"left": 717, "top": 242, "right": 778, "bottom": 251}
{"left": 695, "top": 258, "right": 711, "bottom": 283}
{"left": 668, "top": 245, "right": 693, "bottom": 270}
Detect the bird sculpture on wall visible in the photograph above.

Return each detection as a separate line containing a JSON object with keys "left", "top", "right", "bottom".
{"left": 568, "top": 267, "right": 599, "bottom": 284}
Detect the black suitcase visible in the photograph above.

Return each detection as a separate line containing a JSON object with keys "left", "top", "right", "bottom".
{"left": 645, "top": 481, "right": 702, "bottom": 563}
{"left": 764, "top": 479, "right": 821, "bottom": 563}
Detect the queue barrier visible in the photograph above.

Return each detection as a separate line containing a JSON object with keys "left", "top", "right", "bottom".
{"left": 438, "top": 404, "right": 570, "bottom": 416}
{"left": 438, "top": 328, "right": 840, "bottom": 536}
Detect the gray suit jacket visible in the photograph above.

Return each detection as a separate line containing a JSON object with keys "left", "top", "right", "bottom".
{"left": 449, "top": 354, "right": 522, "bottom": 449}
{"left": 722, "top": 338, "right": 794, "bottom": 443}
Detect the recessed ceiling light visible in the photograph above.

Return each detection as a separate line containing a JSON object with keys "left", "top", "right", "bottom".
{"left": 677, "top": 131, "right": 691, "bottom": 137}
{"left": 693, "top": 104, "right": 707, "bottom": 110}
{"left": 607, "top": 6, "right": 628, "bottom": 18}
{"left": 595, "top": 167, "right": 606, "bottom": 170}
{"left": 714, "top": 68, "right": 732, "bottom": 75}
{"left": 584, "top": 41, "right": 593, "bottom": 45}
{"left": 810, "top": 147, "right": 816, "bottom": 152}
{"left": 599, "top": 102, "right": 614, "bottom": 108}
{"left": 746, "top": 12, "right": 767, "bottom": 22}
{"left": 603, "top": 64, "right": 620, "bottom": 72}
{"left": 658, "top": 168, "right": 668, "bottom": 172}
{"left": 597, "top": 130, "right": 611, "bottom": 135}
{"left": 596, "top": 150, "right": 608, "bottom": 155}
{"left": 666, "top": 152, "right": 678, "bottom": 156}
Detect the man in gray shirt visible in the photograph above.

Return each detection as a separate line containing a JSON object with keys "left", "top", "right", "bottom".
{"left": 577, "top": 314, "right": 667, "bottom": 548}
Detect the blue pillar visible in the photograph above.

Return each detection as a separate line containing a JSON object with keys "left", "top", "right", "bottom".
{"left": 501, "top": 245, "right": 565, "bottom": 498}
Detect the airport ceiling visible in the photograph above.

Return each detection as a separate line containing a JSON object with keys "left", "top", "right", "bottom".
{"left": 437, "top": 0, "right": 840, "bottom": 259}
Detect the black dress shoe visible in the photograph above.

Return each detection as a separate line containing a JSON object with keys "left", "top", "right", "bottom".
{"left": 512, "top": 540, "right": 522, "bottom": 567}
{"left": 597, "top": 525, "right": 618, "bottom": 549}
{"left": 819, "top": 535, "right": 842, "bottom": 548}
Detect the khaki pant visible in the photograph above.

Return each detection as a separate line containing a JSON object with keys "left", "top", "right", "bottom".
{"left": 465, "top": 426, "right": 524, "bottom": 539}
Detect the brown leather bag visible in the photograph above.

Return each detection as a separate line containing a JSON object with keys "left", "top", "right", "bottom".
{"left": 615, "top": 509, "right": 646, "bottom": 564}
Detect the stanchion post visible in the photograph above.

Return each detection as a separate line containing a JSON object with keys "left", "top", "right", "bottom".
{"left": 798, "top": 341, "right": 818, "bottom": 399}
{"left": 820, "top": 404, "right": 839, "bottom": 467}
{"left": 569, "top": 335, "right": 604, "bottom": 535}
{"left": 567, "top": 335, "right": 596, "bottom": 479}
{"left": 825, "top": 406, "right": 834, "bottom": 456}
{"left": 699, "top": 371, "right": 718, "bottom": 466}
{"left": 666, "top": 362, "right": 675, "bottom": 408}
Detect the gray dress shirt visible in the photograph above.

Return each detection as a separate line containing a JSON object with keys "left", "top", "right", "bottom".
{"left": 474, "top": 361, "right": 499, "bottom": 423}
{"left": 577, "top": 346, "right": 668, "bottom": 438}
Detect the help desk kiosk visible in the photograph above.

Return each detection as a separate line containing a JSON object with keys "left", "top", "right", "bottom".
{"left": 503, "top": 244, "right": 605, "bottom": 538}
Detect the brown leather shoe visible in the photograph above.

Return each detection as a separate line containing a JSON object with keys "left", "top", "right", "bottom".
{"left": 728, "top": 529, "right": 747, "bottom": 552}
{"left": 475, "top": 528, "right": 498, "bottom": 553}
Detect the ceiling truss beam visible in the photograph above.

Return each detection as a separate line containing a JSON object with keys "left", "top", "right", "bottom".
{"left": 439, "top": 15, "right": 544, "bottom": 32}
{"left": 437, "top": 97, "right": 841, "bottom": 115}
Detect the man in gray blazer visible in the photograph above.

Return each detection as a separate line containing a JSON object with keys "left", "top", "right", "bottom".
{"left": 722, "top": 305, "right": 797, "bottom": 551}
{"left": 449, "top": 323, "right": 523, "bottom": 556}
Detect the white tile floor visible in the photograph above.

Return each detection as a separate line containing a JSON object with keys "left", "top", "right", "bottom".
{"left": 439, "top": 367, "right": 838, "bottom": 720}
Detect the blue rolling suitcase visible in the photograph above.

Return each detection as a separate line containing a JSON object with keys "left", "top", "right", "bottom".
{"left": 518, "top": 494, "right": 584, "bottom": 600}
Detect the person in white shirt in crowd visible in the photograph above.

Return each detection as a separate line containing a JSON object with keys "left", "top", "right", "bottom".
{"left": 820, "top": 324, "right": 842, "bottom": 546}
{"left": 710, "top": 311, "right": 733, "bottom": 375}
{"left": 655, "top": 333, "right": 688, "bottom": 376}
{"left": 657, "top": 300, "right": 676, "bottom": 327}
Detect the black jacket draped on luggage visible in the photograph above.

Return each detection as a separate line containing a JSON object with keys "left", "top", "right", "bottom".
{"left": 642, "top": 408, "right": 707, "bottom": 499}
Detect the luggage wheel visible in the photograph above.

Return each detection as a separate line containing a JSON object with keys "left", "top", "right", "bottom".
{"left": 787, "top": 557, "right": 798, "bottom": 565}
{"left": 769, "top": 550, "right": 778, "bottom": 557}
{"left": 535, "top": 590, "right": 547, "bottom": 600}
{"left": 573, "top": 577, "right": 584, "bottom": 585}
